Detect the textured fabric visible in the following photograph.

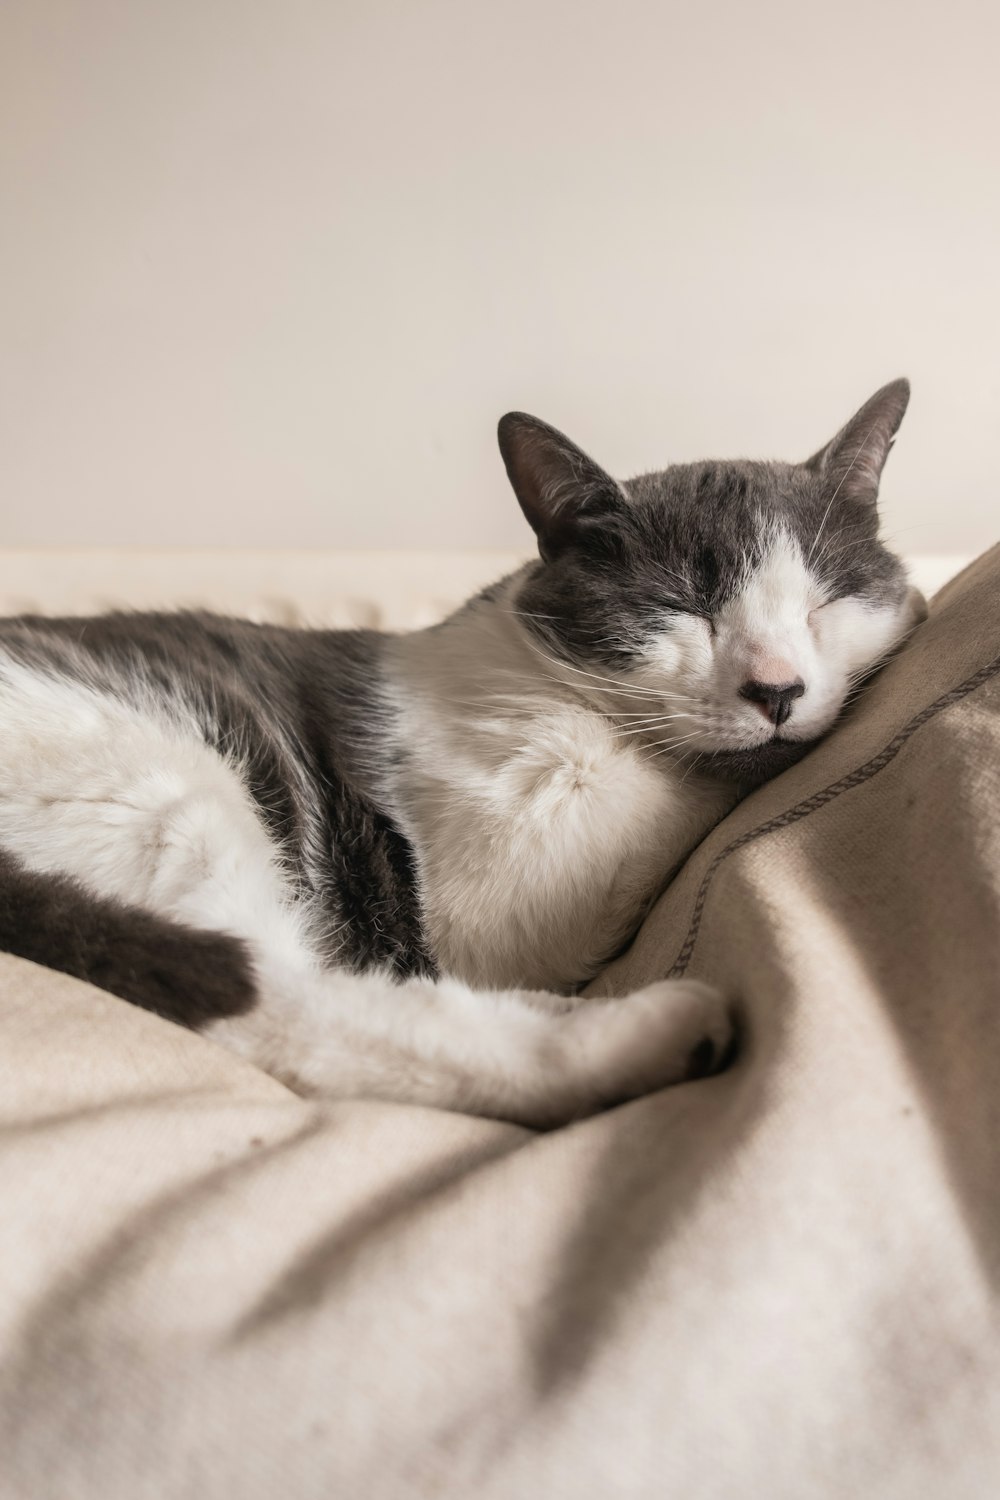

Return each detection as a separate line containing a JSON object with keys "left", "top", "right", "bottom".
{"left": 1, "top": 548, "right": 999, "bottom": 1498}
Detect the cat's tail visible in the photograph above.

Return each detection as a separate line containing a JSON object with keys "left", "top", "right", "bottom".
{"left": 0, "top": 846, "right": 256, "bottom": 1027}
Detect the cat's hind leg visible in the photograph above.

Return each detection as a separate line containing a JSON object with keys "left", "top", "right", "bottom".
{"left": 205, "top": 967, "right": 734, "bottom": 1129}
{"left": 0, "top": 816, "right": 733, "bottom": 1127}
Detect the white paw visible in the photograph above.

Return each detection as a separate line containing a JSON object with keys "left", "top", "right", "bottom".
{"left": 549, "top": 978, "right": 734, "bottom": 1123}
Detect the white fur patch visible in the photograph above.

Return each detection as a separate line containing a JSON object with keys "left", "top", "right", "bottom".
{"left": 0, "top": 654, "right": 318, "bottom": 975}
{"left": 631, "top": 529, "right": 920, "bottom": 754}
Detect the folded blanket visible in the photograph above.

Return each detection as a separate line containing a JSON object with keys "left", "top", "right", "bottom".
{"left": 1, "top": 547, "right": 999, "bottom": 1499}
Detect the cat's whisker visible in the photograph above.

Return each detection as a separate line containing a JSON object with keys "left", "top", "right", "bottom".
{"left": 642, "top": 731, "right": 705, "bottom": 761}
{"left": 449, "top": 695, "right": 705, "bottom": 731}
{"left": 608, "top": 715, "right": 696, "bottom": 739}
{"left": 492, "top": 652, "right": 697, "bottom": 705}
{"left": 676, "top": 751, "right": 709, "bottom": 789}
{"left": 520, "top": 640, "right": 681, "bottom": 700}
{"left": 543, "top": 679, "right": 693, "bottom": 705}
{"left": 492, "top": 662, "right": 681, "bottom": 702}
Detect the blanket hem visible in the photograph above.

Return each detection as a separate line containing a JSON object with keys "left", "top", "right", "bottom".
{"left": 668, "top": 651, "right": 1000, "bottom": 977}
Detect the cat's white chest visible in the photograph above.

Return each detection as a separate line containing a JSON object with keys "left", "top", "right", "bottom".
{"left": 395, "top": 698, "right": 722, "bottom": 991}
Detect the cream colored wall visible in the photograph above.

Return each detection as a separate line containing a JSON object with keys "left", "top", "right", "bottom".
{"left": 2, "top": 1, "right": 998, "bottom": 556}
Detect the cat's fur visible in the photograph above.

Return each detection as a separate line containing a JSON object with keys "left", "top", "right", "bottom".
{"left": 0, "top": 381, "right": 923, "bottom": 1126}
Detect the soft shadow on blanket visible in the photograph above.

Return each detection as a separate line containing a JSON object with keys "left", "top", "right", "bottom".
{"left": 524, "top": 1054, "right": 768, "bottom": 1397}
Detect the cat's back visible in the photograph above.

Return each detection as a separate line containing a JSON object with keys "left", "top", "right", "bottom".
{"left": 0, "top": 609, "right": 347, "bottom": 847}
{"left": 0, "top": 609, "right": 435, "bottom": 974}
{"left": 0, "top": 608, "right": 400, "bottom": 784}
{"left": 0, "top": 607, "right": 364, "bottom": 717}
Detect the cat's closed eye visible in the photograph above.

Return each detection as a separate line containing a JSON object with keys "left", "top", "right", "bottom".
{"left": 807, "top": 595, "right": 854, "bottom": 625}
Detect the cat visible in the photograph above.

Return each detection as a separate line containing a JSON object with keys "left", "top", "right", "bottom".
{"left": 0, "top": 379, "right": 924, "bottom": 1127}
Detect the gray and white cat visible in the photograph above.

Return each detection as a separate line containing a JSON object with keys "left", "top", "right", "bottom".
{"left": 0, "top": 380, "right": 923, "bottom": 1126}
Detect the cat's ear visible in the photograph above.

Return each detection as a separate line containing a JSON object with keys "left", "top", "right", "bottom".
{"left": 804, "top": 378, "right": 910, "bottom": 506}
{"left": 498, "top": 413, "right": 625, "bottom": 560}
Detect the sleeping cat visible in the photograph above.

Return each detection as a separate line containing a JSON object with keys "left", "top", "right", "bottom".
{"left": 0, "top": 380, "right": 922, "bottom": 1126}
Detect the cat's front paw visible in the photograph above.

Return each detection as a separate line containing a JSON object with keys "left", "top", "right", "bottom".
{"left": 549, "top": 978, "right": 735, "bottom": 1124}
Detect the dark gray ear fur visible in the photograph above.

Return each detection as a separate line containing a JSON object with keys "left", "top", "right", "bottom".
{"left": 805, "top": 378, "right": 910, "bottom": 505}
{"left": 497, "top": 412, "right": 624, "bottom": 559}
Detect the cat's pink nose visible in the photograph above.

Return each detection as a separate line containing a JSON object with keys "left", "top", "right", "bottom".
{"left": 739, "top": 677, "right": 805, "bottom": 727}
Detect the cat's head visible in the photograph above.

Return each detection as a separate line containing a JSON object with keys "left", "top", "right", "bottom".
{"left": 499, "top": 380, "right": 924, "bottom": 786}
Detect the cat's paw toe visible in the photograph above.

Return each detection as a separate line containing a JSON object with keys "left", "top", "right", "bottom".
{"left": 577, "top": 977, "right": 736, "bottom": 1107}
{"left": 685, "top": 1032, "right": 720, "bottom": 1081}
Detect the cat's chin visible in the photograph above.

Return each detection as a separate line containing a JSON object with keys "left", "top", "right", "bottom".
{"left": 695, "top": 736, "right": 819, "bottom": 789}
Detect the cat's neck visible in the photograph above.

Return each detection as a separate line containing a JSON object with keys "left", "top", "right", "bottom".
{"left": 381, "top": 570, "right": 734, "bottom": 989}
{"left": 387, "top": 568, "right": 670, "bottom": 731}
{"left": 389, "top": 571, "right": 560, "bottom": 715}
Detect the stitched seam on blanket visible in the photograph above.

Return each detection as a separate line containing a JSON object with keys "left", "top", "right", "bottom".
{"left": 668, "top": 652, "right": 1000, "bottom": 977}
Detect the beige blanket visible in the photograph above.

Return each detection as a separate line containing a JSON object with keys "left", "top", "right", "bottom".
{"left": 2, "top": 549, "right": 999, "bottom": 1498}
